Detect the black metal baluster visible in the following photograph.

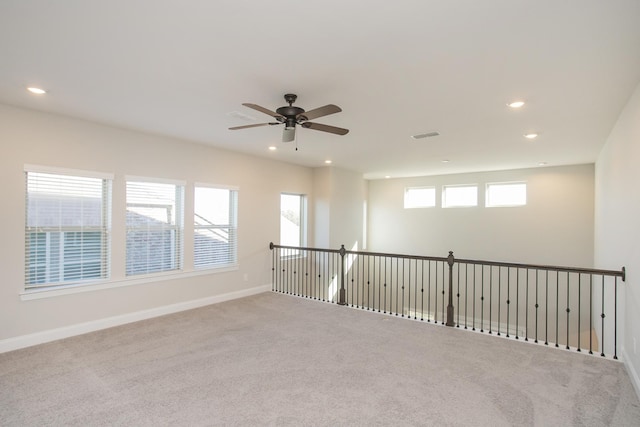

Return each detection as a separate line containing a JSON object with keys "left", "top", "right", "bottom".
{"left": 464, "top": 264, "right": 469, "bottom": 329}
{"left": 589, "top": 275, "right": 593, "bottom": 354}
{"left": 506, "top": 268, "right": 510, "bottom": 338}
{"left": 383, "top": 256, "right": 387, "bottom": 313}
{"left": 556, "top": 270, "right": 560, "bottom": 347}
{"left": 316, "top": 251, "right": 320, "bottom": 300}
{"left": 401, "top": 259, "right": 406, "bottom": 317}
{"left": 489, "top": 266, "right": 494, "bottom": 335}
{"left": 525, "top": 268, "right": 529, "bottom": 342}
{"left": 473, "top": 264, "right": 476, "bottom": 331}
{"left": 421, "top": 260, "right": 425, "bottom": 321}
{"left": 515, "top": 268, "right": 519, "bottom": 339}
{"left": 413, "top": 259, "right": 418, "bottom": 320}
{"left": 497, "top": 267, "right": 501, "bottom": 336}
{"left": 601, "top": 275, "right": 605, "bottom": 357}
{"left": 545, "top": 270, "right": 549, "bottom": 345}
{"left": 428, "top": 260, "right": 432, "bottom": 322}
{"left": 614, "top": 276, "right": 618, "bottom": 360}
{"left": 566, "top": 272, "right": 570, "bottom": 350}
{"left": 480, "top": 264, "right": 484, "bottom": 333}
{"left": 577, "top": 274, "right": 581, "bottom": 351}
{"left": 441, "top": 261, "right": 446, "bottom": 325}
{"left": 456, "top": 263, "right": 461, "bottom": 327}
{"left": 535, "top": 269, "right": 539, "bottom": 344}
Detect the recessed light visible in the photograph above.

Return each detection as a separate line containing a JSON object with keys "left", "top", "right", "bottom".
{"left": 268, "top": 146, "right": 277, "bottom": 151}
{"left": 27, "top": 87, "right": 47, "bottom": 95}
{"left": 538, "top": 162, "right": 547, "bottom": 166}
{"left": 508, "top": 101, "right": 525, "bottom": 108}
{"left": 385, "top": 175, "right": 391, "bottom": 179}
{"left": 441, "top": 159, "right": 450, "bottom": 163}
{"left": 324, "top": 160, "right": 332, "bottom": 164}
{"left": 524, "top": 133, "right": 538, "bottom": 139}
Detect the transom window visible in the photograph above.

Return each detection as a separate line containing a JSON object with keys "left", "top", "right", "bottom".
{"left": 404, "top": 187, "right": 436, "bottom": 208}
{"left": 486, "top": 182, "right": 527, "bottom": 207}
{"left": 442, "top": 184, "right": 478, "bottom": 208}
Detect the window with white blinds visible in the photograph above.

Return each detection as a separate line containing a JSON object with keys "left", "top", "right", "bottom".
{"left": 194, "top": 185, "right": 238, "bottom": 269}
{"left": 24, "top": 168, "right": 112, "bottom": 289}
{"left": 126, "top": 179, "right": 184, "bottom": 276}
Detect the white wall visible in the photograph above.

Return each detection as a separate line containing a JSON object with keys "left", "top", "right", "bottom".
{"left": 367, "top": 164, "right": 595, "bottom": 267}
{"left": 0, "top": 104, "right": 313, "bottom": 345}
{"left": 595, "top": 82, "right": 640, "bottom": 393}
{"left": 313, "top": 167, "right": 366, "bottom": 251}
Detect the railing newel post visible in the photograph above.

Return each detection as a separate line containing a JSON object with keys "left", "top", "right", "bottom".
{"left": 338, "top": 244, "right": 347, "bottom": 305}
{"left": 446, "top": 251, "right": 455, "bottom": 327}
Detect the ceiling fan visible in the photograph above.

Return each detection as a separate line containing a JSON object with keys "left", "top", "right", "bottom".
{"left": 229, "top": 94, "right": 349, "bottom": 142}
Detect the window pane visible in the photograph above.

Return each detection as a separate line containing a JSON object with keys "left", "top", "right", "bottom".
{"left": 194, "top": 186, "right": 238, "bottom": 269}
{"left": 404, "top": 187, "right": 436, "bottom": 208}
{"left": 126, "top": 181, "right": 184, "bottom": 276}
{"left": 280, "top": 194, "right": 303, "bottom": 247}
{"left": 486, "top": 182, "right": 527, "bottom": 207}
{"left": 442, "top": 185, "right": 478, "bottom": 207}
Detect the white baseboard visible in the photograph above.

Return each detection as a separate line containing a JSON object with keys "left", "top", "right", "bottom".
{"left": 0, "top": 284, "right": 271, "bottom": 354}
{"left": 622, "top": 348, "right": 640, "bottom": 402}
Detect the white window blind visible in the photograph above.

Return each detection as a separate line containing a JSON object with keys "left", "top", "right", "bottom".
{"left": 194, "top": 186, "right": 238, "bottom": 269}
{"left": 126, "top": 180, "right": 184, "bottom": 276}
{"left": 24, "top": 169, "right": 111, "bottom": 288}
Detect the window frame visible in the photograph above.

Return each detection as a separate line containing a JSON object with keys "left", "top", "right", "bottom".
{"left": 24, "top": 165, "right": 113, "bottom": 289}
{"left": 193, "top": 183, "right": 239, "bottom": 270}
{"left": 442, "top": 184, "right": 478, "bottom": 208}
{"left": 280, "top": 193, "right": 307, "bottom": 256}
{"left": 485, "top": 181, "right": 527, "bottom": 207}
{"left": 125, "top": 176, "right": 185, "bottom": 277}
{"left": 404, "top": 186, "right": 436, "bottom": 209}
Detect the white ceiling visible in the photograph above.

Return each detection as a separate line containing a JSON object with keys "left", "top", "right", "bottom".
{"left": 1, "top": 1, "right": 639, "bottom": 179}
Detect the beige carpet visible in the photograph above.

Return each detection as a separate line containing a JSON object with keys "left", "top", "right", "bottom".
{"left": 1, "top": 292, "right": 639, "bottom": 426}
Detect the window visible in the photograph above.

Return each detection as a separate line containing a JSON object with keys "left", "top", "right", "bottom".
{"left": 126, "top": 179, "right": 184, "bottom": 276}
{"left": 24, "top": 167, "right": 112, "bottom": 288}
{"left": 280, "top": 193, "right": 306, "bottom": 253}
{"left": 486, "top": 182, "right": 527, "bottom": 207}
{"left": 442, "top": 184, "right": 478, "bottom": 208}
{"left": 404, "top": 187, "right": 436, "bottom": 208}
{"left": 194, "top": 185, "right": 238, "bottom": 269}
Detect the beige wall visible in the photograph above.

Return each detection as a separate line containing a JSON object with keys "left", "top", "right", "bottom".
{"left": 0, "top": 104, "right": 313, "bottom": 343}
{"left": 595, "top": 81, "right": 640, "bottom": 394}
{"left": 367, "top": 164, "right": 595, "bottom": 267}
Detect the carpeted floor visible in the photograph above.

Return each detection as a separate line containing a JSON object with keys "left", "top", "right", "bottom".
{"left": 1, "top": 291, "right": 639, "bottom": 426}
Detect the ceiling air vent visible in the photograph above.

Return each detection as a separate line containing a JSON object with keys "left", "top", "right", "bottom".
{"left": 411, "top": 131, "right": 440, "bottom": 139}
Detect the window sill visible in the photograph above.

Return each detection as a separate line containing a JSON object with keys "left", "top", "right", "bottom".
{"left": 20, "top": 265, "right": 239, "bottom": 301}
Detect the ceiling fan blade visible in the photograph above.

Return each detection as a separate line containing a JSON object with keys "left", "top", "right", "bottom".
{"left": 229, "top": 122, "right": 280, "bottom": 130}
{"left": 297, "top": 104, "right": 342, "bottom": 121}
{"left": 301, "top": 122, "right": 349, "bottom": 135}
{"left": 242, "top": 103, "right": 284, "bottom": 120}
{"left": 282, "top": 127, "right": 295, "bottom": 142}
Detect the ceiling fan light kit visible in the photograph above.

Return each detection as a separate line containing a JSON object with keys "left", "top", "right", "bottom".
{"left": 229, "top": 93, "right": 349, "bottom": 143}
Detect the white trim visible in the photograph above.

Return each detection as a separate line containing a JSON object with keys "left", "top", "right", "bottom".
{"left": 622, "top": 348, "right": 640, "bottom": 402}
{"left": 24, "top": 164, "right": 114, "bottom": 180}
{"left": 194, "top": 182, "right": 239, "bottom": 191}
{"left": 3, "top": 284, "right": 271, "bottom": 354}
{"left": 125, "top": 175, "right": 186, "bottom": 186}
{"left": 20, "top": 265, "right": 239, "bottom": 300}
